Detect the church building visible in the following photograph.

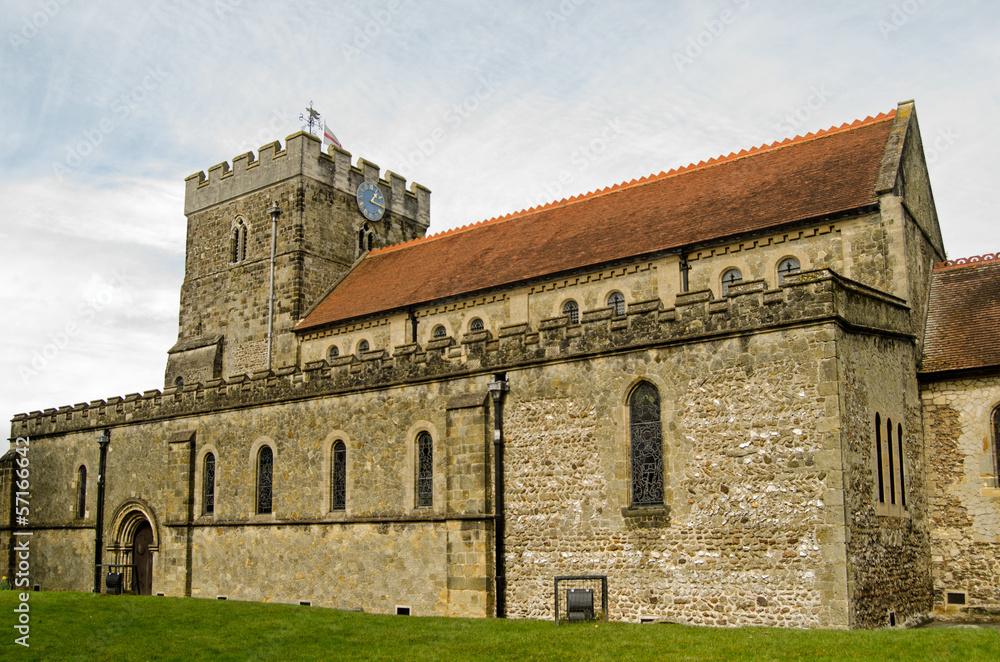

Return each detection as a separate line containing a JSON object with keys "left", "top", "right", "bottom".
{"left": 3, "top": 100, "right": 998, "bottom": 628}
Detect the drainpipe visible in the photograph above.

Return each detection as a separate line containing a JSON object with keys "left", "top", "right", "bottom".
{"left": 265, "top": 203, "right": 280, "bottom": 369}
{"left": 488, "top": 373, "right": 509, "bottom": 618}
{"left": 93, "top": 429, "right": 110, "bottom": 593}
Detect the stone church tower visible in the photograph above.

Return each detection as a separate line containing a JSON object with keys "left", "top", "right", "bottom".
{"left": 164, "top": 132, "right": 430, "bottom": 386}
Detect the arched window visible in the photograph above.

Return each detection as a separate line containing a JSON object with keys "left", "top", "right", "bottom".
{"left": 608, "top": 291, "right": 626, "bottom": 316}
{"left": 416, "top": 432, "right": 433, "bottom": 508}
{"left": 887, "top": 417, "right": 896, "bottom": 505}
{"left": 358, "top": 223, "right": 376, "bottom": 254}
{"left": 357, "top": 340, "right": 369, "bottom": 356}
{"left": 174, "top": 376, "right": 184, "bottom": 389}
{"left": 562, "top": 300, "right": 579, "bottom": 324}
{"left": 629, "top": 382, "right": 663, "bottom": 506}
{"left": 256, "top": 446, "right": 273, "bottom": 515}
{"left": 777, "top": 257, "right": 801, "bottom": 285}
{"left": 433, "top": 325, "right": 447, "bottom": 338}
{"left": 875, "top": 413, "right": 885, "bottom": 504}
{"left": 203, "top": 453, "right": 216, "bottom": 515}
{"left": 469, "top": 318, "right": 484, "bottom": 333}
{"left": 331, "top": 441, "right": 346, "bottom": 512}
{"left": 76, "top": 466, "right": 87, "bottom": 518}
{"left": 721, "top": 268, "right": 743, "bottom": 296}
{"left": 327, "top": 345, "right": 339, "bottom": 363}
{"left": 231, "top": 220, "right": 248, "bottom": 263}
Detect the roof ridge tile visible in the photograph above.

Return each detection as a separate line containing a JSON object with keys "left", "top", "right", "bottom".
{"left": 372, "top": 108, "right": 897, "bottom": 257}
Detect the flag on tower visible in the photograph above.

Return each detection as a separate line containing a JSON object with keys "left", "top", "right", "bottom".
{"left": 323, "top": 123, "right": 342, "bottom": 150}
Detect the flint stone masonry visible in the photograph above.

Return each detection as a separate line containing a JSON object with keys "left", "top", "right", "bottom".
{"left": 920, "top": 375, "right": 1000, "bottom": 619}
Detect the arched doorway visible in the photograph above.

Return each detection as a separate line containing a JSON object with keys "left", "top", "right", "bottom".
{"left": 108, "top": 502, "right": 158, "bottom": 596}
{"left": 132, "top": 521, "right": 153, "bottom": 595}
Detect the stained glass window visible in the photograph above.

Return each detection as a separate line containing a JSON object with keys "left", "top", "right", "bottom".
{"left": 331, "top": 441, "right": 346, "bottom": 511}
{"left": 416, "top": 432, "right": 433, "bottom": 508}
{"left": 629, "top": 382, "right": 663, "bottom": 506}
{"left": 257, "top": 446, "right": 273, "bottom": 515}
{"left": 204, "top": 453, "right": 215, "bottom": 515}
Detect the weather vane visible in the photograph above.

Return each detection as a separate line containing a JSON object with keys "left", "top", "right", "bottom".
{"left": 299, "top": 101, "right": 322, "bottom": 137}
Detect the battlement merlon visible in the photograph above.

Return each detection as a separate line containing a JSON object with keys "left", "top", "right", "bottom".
{"left": 183, "top": 131, "right": 431, "bottom": 227}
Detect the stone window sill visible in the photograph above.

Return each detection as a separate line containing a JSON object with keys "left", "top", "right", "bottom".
{"left": 621, "top": 504, "right": 670, "bottom": 518}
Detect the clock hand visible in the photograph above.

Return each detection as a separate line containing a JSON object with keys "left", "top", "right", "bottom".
{"left": 370, "top": 193, "right": 384, "bottom": 209}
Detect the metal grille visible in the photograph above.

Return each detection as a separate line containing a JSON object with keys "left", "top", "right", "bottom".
{"left": 433, "top": 325, "right": 446, "bottom": 338}
{"left": 470, "top": 318, "right": 484, "bottom": 332}
{"left": 416, "top": 432, "right": 433, "bottom": 508}
{"left": 331, "top": 441, "right": 346, "bottom": 511}
{"left": 204, "top": 453, "right": 215, "bottom": 515}
{"left": 562, "top": 300, "right": 579, "bottom": 324}
{"left": 257, "top": 446, "right": 273, "bottom": 514}
{"left": 328, "top": 345, "right": 339, "bottom": 362}
{"left": 630, "top": 382, "right": 663, "bottom": 506}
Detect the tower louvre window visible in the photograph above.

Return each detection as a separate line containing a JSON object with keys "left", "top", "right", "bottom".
{"left": 231, "top": 220, "right": 248, "bottom": 263}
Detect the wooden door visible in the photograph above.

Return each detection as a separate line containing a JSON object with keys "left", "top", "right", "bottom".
{"left": 132, "top": 522, "right": 153, "bottom": 595}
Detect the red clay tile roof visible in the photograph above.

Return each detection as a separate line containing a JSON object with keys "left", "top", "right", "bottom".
{"left": 297, "top": 111, "right": 897, "bottom": 331}
{"left": 922, "top": 254, "right": 1000, "bottom": 374}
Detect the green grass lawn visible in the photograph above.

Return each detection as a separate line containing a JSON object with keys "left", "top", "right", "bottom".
{"left": 0, "top": 591, "right": 996, "bottom": 661}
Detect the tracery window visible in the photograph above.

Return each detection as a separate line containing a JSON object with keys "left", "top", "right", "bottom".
{"left": 231, "top": 219, "right": 248, "bottom": 263}
{"left": 256, "top": 446, "right": 273, "bottom": 515}
{"left": 777, "top": 257, "right": 801, "bottom": 285}
{"left": 433, "top": 325, "right": 447, "bottom": 338}
{"left": 608, "top": 291, "right": 626, "bottom": 316}
{"left": 416, "top": 432, "right": 433, "bottom": 508}
{"left": 721, "top": 268, "right": 743, "bottom": 296}
{"left": 562, "top": 300, "right": 579, "bottom": 324}
{"left": 331, "top": 441, "right": 346, "bottom": 512}
{"left": 469, "top": 318, "right": 484, "bottom": 333}
{"left": 76, "top": 466, "right": 87, "bottom": 518}
{"left": 327, "top": 345, "right": 339, "bottom": 363}
{"left": 629, "top": 382, "right": 663, "bottom": 506}
{"left": 203, "top": 453, "right": 216, "bottom": 515}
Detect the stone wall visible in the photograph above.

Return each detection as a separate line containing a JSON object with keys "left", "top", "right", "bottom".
{"left": 838, "top": 332, "right": 932, "bottom": 627}
{"left": 921, "top": 374, "right": 1000, "bottom": 618}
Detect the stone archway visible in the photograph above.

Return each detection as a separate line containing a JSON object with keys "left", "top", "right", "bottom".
{"left": 108, "top": 502, "right": 159, "bottom": 595}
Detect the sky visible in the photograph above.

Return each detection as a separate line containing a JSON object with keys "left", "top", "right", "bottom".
{"left": 1, "top": 0, "right": 998, "bottom": 440}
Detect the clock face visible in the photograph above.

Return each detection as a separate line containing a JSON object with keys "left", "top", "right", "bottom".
{"left": 356, "top": 181, "right": 385, "bottom": 222}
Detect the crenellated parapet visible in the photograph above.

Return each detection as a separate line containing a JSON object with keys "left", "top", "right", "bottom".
{"left": 183, "top": 131, "right": 430, "bottom": 228}
{"left": 12, "top": 269, "right": 911, "bottom": 439}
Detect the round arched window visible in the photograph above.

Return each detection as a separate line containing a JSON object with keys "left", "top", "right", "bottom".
{"left": 607, "top": 291, "right": 626, "bottom": 316}
{"left": 174, "top": 376, "right": 184, "bottom": 389}
{"left": 327, "top": 345, "right": 339, "bottom": 362}
{"left": 562, "top": 300, "right": 579, "bottom": 324}
{"left": 433, "top": 325, "right": 447, "bottom": 338}
{"left": 357, "top": 340, "right": 370, "bottom": 356}
{"left": 469, "top": 318, "right": 484, "bottom": 333}
{"left": 777, "top": 257, "right": 801, "bottom": 285}
{"left": 721, "top": 268, "right": 743, "bottom": 296}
